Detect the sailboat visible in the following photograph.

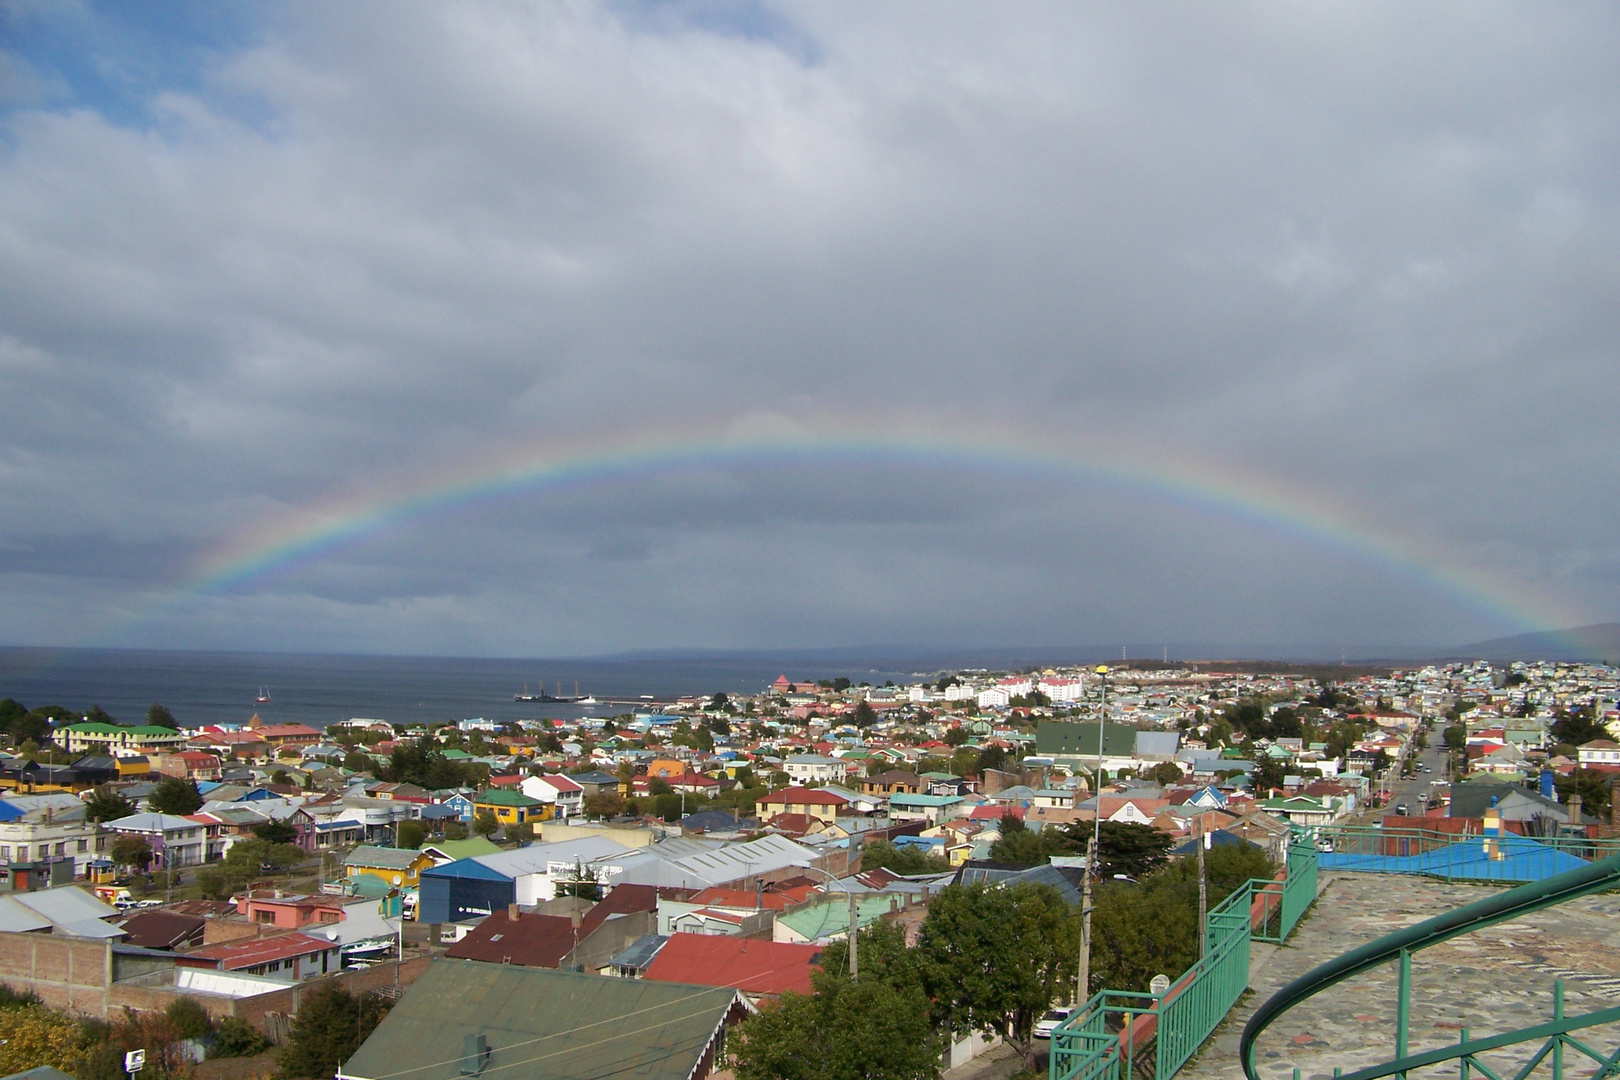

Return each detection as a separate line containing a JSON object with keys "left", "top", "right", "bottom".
{"left": 255, "top": 686, "right": 272, "bottom": 704}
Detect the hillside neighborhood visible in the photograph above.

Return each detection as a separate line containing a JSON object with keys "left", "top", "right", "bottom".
{"left": 0, "top": 658, "right": 1614, "bottom": 1080}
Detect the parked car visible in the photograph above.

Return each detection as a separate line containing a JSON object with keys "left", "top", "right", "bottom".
{"left": 1034, "top": 1008, "right": 1075, "bottom": 1040}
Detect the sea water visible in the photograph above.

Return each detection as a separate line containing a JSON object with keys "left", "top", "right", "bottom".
{"left": 0, "top": 647, "right": 918, "bottom": 731}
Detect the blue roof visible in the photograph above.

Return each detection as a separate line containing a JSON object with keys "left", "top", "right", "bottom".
{"left": 422, "top": 856, "right": 516, "bottom": 883}
{"left": 0, "top": 803, "right": 25, "bottom": 823}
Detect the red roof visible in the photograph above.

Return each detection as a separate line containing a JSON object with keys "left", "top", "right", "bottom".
{"left": 530, "top": 774, "right": 583, "bottom": 793}
{"left": 180, "top": 932, "right": 334, "bottom": 970}
{"left": 685, "top": 885, "right": 815, "bottom": 912}
{"left": 643, "top": 933, "right": 822, "bottom": 997}
{"left": 444, "top": 885, "right": 664, "bottom": 967}
{"left": 757, "top": 787, "right": 847, "bottom": 806}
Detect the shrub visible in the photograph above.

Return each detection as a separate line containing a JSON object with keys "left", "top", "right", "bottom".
{"left": 212, "top": 1016, "right": 271, "bottom": 1058}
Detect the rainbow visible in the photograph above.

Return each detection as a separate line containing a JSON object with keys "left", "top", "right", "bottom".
{"left": 162, "top": 416, "right": 1589, "bottom": 646}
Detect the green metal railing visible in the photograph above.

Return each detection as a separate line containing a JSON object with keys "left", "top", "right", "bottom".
{"left": 1050, "top": 840, "right": 1319, "bottom": 1080}
{"left": 1240, "top": 849, "right": 1620, "bottom": 1080}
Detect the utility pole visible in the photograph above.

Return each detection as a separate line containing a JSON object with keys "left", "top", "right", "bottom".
{"left": 1077, "top": 665, "right": 1108, "bottom": 1007}
{"left": 1197, "top": 829, "right": 1209, "bottom": 959}
{"left": 848, "top": 889, "right": 858, "bottom": 979}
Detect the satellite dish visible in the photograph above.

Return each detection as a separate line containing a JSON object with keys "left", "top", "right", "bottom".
{"left": 392, "top": 875, "right": 403, "bottom": 886}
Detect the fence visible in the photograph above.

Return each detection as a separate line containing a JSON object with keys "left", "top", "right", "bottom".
{"left": 1050, "top": 840, "right": 1319, "bottom": 1080}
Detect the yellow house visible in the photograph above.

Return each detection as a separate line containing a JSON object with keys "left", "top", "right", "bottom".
{"left": 116, "top": 756, "right": 151, "bottom": 778}
{"left": 343, "top": 845, "right": 435, "bottom": 889}
{"left": 474, "top": 788, "right": 546, "bottom": 825}
{"left": 646, "top": 759, "right": 688, "bottom": 779}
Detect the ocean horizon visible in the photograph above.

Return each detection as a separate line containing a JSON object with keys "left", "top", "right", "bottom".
{"left": 0, "top": 646, "right": 923, "bottom": 731}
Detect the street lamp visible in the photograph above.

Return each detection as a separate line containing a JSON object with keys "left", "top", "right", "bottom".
{"left": 1077, "top": 665, "right": 1108, "bottom": 1007}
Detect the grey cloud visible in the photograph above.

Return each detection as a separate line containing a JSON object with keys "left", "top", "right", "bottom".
{"left": 1, "top": 1, "right": 1617, "bottom": 655}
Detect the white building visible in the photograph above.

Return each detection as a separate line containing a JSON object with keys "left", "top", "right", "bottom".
{"left": 783, "top": 755, "right": 848, "bottom": 784}
{"left": 520, "top": 773, "right": 584, "bottom": 819}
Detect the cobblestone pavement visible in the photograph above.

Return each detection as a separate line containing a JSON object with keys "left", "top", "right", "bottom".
{"left": 1177, "top": 873, "right": 1620, "bottom": 1080}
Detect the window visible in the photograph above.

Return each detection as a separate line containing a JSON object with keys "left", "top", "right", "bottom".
{"left": 77, "top": 840, "right": 88, "bottom": 853}
{"left": 0, "top": 846, "right": 8, "bottom": 860}
{"left": 15, "top": 846, "right": 25, "bottom": 861}
{"left": 254, "top": 910, "right": 276, "bottom": 924}
{"left": 54, "top": 843, "right": 65, "bottom": 857}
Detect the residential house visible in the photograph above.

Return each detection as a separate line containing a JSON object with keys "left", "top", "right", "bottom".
{"left": 55, "top": 724, "right": 187, "bottom": 756}
{"left": 102, "top": 813, "right": 210, "bottom": 868}
{"left": 475, "top": 788, "right": 547, "bottom": 825}
{"left": 783, "top": 755, "right": 849, "bottom": 784}
{"left": 755, "top": 787, "right": 848, "bottom": 824}
{"left": 643, "top": 933, "right": 821, "bottom": 1000}
{"left": 887, "top": 793, "right": 964, "bottom": 826}
{"left": 175, "top": 932, "right": 342, "bottom": 981}
{"left": 444, "top": 885, "right": 662, "bottom": 972}
{"left": 343, "top": 846, "right": 434, "bottom": 890}
{"left": 0, "top": 796, "right": 108, "bottom": 874}
{"left": 521, "top": 774, "right": 584, "bottom": 819}
{"left": 860, "top": 771, "right": 922, "bottom": 797}
{"left": 339, "top": 961, "right": 745, "bottom": 1080}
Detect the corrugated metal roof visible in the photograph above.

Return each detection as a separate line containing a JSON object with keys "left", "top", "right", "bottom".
{"left": 339, "top": 960, "right": 739, "bottom": 1080}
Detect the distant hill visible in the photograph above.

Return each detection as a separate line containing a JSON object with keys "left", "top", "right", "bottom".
{"left": 1443, "top": 623, "right": 1620, "bottom": 664}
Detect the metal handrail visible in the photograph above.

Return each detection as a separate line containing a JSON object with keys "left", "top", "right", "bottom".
{"left": 1239, "top": 850, "right": 1620, "bottom": 1080}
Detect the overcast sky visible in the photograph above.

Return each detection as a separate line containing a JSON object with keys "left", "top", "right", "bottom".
{"left": 2, "top": 1, "right": 1618, "bottom": 660}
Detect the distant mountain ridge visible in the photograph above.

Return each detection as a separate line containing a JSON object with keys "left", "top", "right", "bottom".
{"left": 1441, "top": 623, "right": 1620, "bottom": 664}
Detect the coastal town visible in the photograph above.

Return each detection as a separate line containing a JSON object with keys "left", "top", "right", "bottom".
{"left": 0, "top": 659, "right": 1614, "bottom": 1080}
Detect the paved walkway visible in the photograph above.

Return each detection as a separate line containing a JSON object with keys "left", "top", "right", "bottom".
{"left": 1177, "top": 873, "right": 1620, "bottom": 1080}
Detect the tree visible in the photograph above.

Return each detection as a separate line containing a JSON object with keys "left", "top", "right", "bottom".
{"left": 1554, "top": 769, "right": 1614, "bottom": 818}
{"left": 976, "top": 745, "right": 1010, "bottom": 773}
{"left": 507, "top": 821, "right": 534, "bottom": 844}
{"left": 943, "top": 728, "right": 970, "bottom": 747}
{"left": 343, "top": 750, "right": 375, "bottom": 774}
{"left": 0, "top": 1006, "right": 83, "bottom": 1077}
{"left": 83, "top": 786, "right": 136, "bottom": 824}
{"left": 145, "top": 703, "right": 178, "bottom": 729}
{"left": 110, "top": 835, "right": 152, "bottom": 872}
{"left": 148, "top": 776, "right": 203, "bottom": 816}
{"left": 471, "top": 809, "right": 499, "bottom": 838}
{"left": 84, "top": 705, "right": 116, "bottom": 725}
{"left": 1149, "top": 761, "right": 1184, "bottom": 786}
{"left": 853, "top": 701, "right": 878, "bottom": 729}
{"left": 213, "top": 1016, "right": 272, "bottom": 1058}
{"left": 1553, "top": 707, "right": 1608, "bottom": 749}
{"left": 1444, "top": 725, "right": 1467, "bottom": 751}
{"left": 194, "top": 838, "right": 303, "bottom": 899}
{"left": 1249, "top": 755, "right": 1287, "bottom": 795}
{"left": 862, "top": 840, "right": 949, "bottom": 875}
{"left": 1061, "top": 821, "right": 1175, "bottom": 880}
{"left": 731, "top": 936, "right": 944, "bottom": 1080}
{"left": 252, "top": 819, "right": 298, "bottom": 845}
{"left": 165, "top": 997, "right": 212, "bottom": 1040}
{"left": 277, "top": 986, "right": 390, "bottom": 1080}
{"left": 583, "top": 791, "right": 625, "bottom": 818}
{"left": 442, "top": 820, "right": 468, "bottom": 840}
{"left": 395, "top": 820, "right": 426, "bottom": 849}
{"left": 916, "top": 882, "right": 1079, "bottom": 1063}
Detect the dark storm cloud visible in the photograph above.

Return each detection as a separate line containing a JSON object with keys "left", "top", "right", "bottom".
{"left": 1, "top": 1, "right": 1618, "bottom": 655}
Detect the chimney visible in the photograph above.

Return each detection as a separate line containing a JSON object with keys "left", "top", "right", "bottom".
{"left": 1569, "top": 793, "right": 1583, "bottom": 826}
{"left": 570, "top": 906, "right": 582, "bottom": 930}
{"left": 507, "top": 902, "right": 519, "bottom": 921}
{"left": 459, "top": 1034, "right": 490, "bottom": 1076}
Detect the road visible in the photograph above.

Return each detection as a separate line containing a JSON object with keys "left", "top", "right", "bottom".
{"left": 1378, "top": 728, "right": 1451, "bottom": 817}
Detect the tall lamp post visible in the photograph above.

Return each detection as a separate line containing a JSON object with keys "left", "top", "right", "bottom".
{"left": 1076, "top": 665, "right": 1108, "bottom": 1007}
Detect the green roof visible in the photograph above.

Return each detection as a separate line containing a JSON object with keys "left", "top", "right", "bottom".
{"left": 344, "top": 845, "right": 426, "bottom": 871}
{"left": 476, "top": 789, "right": 543, "bottom": 807}
{"left": 342, "top": 875, "right": 394, "bottom": 898}
{"left": 777, "top": 895, "right": 906, "bottom": 941}
{"left": 61, "top": 722, "right": 181, "bottom": 737}
{"left": 423, "top": 837, "right": 502, "bottom": 861}
{"left": 341, "top": 960, "right": 738, "bottom": 1080}
{"left": 1035, "top": 721, "right": 1138, "bottom": 757}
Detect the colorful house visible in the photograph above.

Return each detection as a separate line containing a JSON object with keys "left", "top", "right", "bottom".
{"left": 475, "top": 788, "right": 548, "bottom": 825}
{"left": 343, "top": 845, "right": 435, "bottom": 889}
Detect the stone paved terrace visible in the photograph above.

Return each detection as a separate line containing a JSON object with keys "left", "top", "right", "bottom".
{"left": 1177, "top": 872, "right": 1620, "bottom": 1080}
